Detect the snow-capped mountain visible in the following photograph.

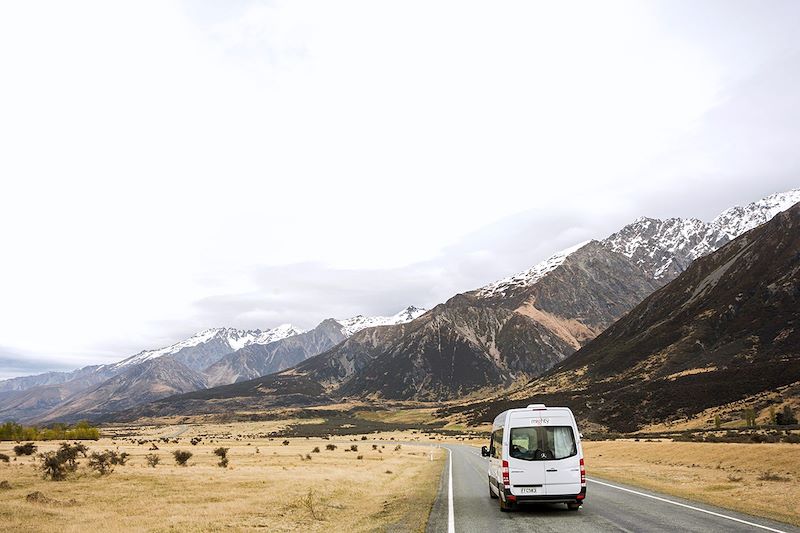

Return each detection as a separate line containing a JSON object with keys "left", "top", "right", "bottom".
{"left": 602, "top": 188, "right": 800, "bottom": 280}
{"left": 112, "top": 324, "right": 304, "bottom": 371}
{"left": 336, "top": 306, "right": 428, "bottom": 336}
{"left": 477, "top": 241, "right": 591, "bottom": 299}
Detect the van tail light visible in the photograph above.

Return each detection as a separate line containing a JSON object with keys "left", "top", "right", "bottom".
{"left": 580, "top": 458, "right": 586, "bottom": 486}
{"left": 502, "top": 460, "right": 510, "bottom": 487}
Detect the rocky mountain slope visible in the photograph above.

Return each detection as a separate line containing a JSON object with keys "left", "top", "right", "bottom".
{"left": 39, "top": 357, "right": 209, "bottom": 423}
{"left": 451, "top": 200, "right": 800, "bottom": 432}
{"left": 601, "top": 188, "right": 800, "bottom": 281}
{"left": 204, "top": 319, "right": 348, "bottom": 387}
{"left": 114, "top": 189, "right": 800, "bottom": 419}
{"left": 1, "top": 307, "right": 424, "bottom": 422}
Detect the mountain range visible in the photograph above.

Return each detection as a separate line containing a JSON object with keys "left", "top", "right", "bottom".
{"left": 0, "top": 307, "right": 426, "bottom": 422}
{"left": 446, "top": 200, "right": 800, "bottom": 432}
{"left": 95, "top": 188, "right": 800, "bottom": 424}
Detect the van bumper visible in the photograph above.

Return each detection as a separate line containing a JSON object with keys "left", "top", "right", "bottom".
{"left": 505, "top": 486, "right": 586, "bottom": 505}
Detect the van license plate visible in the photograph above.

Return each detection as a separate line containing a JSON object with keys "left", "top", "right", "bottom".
{"left": 519, "top": 488, "right": 537, "bottom": 494}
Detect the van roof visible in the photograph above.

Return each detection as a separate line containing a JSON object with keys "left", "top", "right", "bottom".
{"left": 492, "top": 405, "right": 575, "bottom": 426}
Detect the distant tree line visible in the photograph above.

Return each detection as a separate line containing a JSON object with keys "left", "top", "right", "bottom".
{"left": 0, "top": 421, "right": 100, "bottom": 441}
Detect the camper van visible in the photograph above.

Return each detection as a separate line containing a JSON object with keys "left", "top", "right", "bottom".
{"left": 481, "top": 404, "right": 586, "bottom": 511}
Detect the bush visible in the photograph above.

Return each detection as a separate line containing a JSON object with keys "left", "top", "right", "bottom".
{"left": 14, "top": 443, "right": 37, "bottom": 456}
{"left": 325, "top": 444, "right": 337, "bottom": 451}
{"left": 394, "top": 445, "right": 402, "bottom": 451}
{"left": 758, "top": 471, "right": 790, "bottom": 482}
{"left": 173, "top": 450, "right": 192, "bottom": 466}
{"left": 146, "top": 454, "right": 160, "bottom": 467}
{"left": 312, "top": 447, "right": 320, "bottom": 453}
{"left": 349, "top": 445, "right": 358, "bottom": 452}
{"left": 356, "top": 455, "right": 363, "bottom": 460}
{"left": 88, "top": 451, "right": 115, "bottom": 475}
{"left": 300, "top": 488, "right": 323, "bottom": 521}
{"left": 360, "top": 436, "right": 367, "bottom": 441}
{"left": 776, "top": 406, "right": 798, "bottom": 426}
{"left": 783, "top": 433, "right": 800, "bottom": 444}
{"left": 56, "top": 443, "right": 88, "bottom": 472}
{"left": 0, "top": 453, "right": 9, "bottom": 463}
{"left": 372, "top": 444, "right": 378, "bottom": 450}
{"left": 282, "top": 440, "right": 290, "bottom": 446}
{"left": 190, "top": 437, "right": 202, "bottom": 446}
{"left": 213, "top": 447, "right": 229, "bottom": 468}
{"left": 38, "top": 452, "right": 68, "bottom": 480}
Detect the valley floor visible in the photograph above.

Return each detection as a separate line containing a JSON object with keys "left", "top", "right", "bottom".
{"left": 0, "top": 428, "right": 444, "bottom": 532}
{"left": 583, "top": 440, "right": 800, "bottom": 527}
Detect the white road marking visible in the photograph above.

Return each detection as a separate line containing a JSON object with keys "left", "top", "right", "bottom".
{"left": 448, "top": 448, "right": 455, "bottom": 533}
{"left": 588, "top": 478, "right": 788, "bottom": 533}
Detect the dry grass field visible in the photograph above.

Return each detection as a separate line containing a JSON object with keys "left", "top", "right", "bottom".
{"left": 583, "top": 440, "right": 800, "bottom": 526}
{"left": 0, "top": 428, "right": 445, "bottom": 532}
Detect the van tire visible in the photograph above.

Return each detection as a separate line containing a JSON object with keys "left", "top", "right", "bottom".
{"left": 489, "top": 485, "right": 498, "bottom": 499}
{"left": 567, "top": 503, "right": 581, "bottom": 511}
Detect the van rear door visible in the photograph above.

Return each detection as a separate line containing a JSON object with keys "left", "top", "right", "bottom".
{"left": 541, "top": 417, "right": 581, "bottom": 495}
{"left": 507, "top": 412, "right": 546, "bottom": 496}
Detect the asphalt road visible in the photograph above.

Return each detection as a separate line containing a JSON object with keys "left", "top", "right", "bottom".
{"left": 426, "top": 444, "right": 799, "bottom": 533}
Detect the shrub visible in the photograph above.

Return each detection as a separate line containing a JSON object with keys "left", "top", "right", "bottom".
{"left": 88, "top": 451, "right": 115, "bottom": 475}
{"left": 394, "top": 445, "right": 402, "bottom": 451}
{"left": 38, "top": 451, "right": 68, "bottom": 480}
{"left": 282, "top": 440, "right": 290, "bottom": 446}
{"left": 305, "top": 454, "right": 312, "bottom": 461}
{"left": 356, "top": 455, "right": 363, "bottom": 460}
{"left": 14, "top": 443, "right": 37, "bottom": 456}
{"left": 325, "top": 444, "right": 337, "bottom": 451}
{"left": 783, "top": 433, "right": 800, "bottom": 444}
{"left": 213, "top": 447, "right": 229, "bottom": 468}
{"left": 361, "top": 436, "right": 367, "bottom": 441}
{"left": 372, "top": 444, "right": 378, "bottom": 450}
{"left": 349, "top": 445, "right": 358, "bottom": 452}
{"left": 776, "top": 406, "right": 798, "bottom": 426}
{"left": 146, "top": 454, "right": 160, "bottom": 467}
{"left": 149, "top": 444, "right": 159, "bottom": 451}
{"left": 57, "top": 443, "right": 88, "bottom": 472}
{"left": 190, "top": 437, "right": 202, "bottom": 446}
{"left": 0, "top": 480, "right": 10, "bottom": 489}
{"left": 300, "top": 488, "right": 322, "bottom": 521}
{"left": 173, "top": 450, "right": 192, "bottom": 466}
{"left": 0, "top": 453, "right": 9, "bottom": 463}
{"left": 758, "top": 471, "right": 790, "bottom": 482}
{"left": 312, "top": 447, "right": 320, "bottom": 453}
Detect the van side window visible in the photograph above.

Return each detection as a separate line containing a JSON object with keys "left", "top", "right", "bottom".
{"left": 492, "top": 429, "right": 503, "bottom": 458}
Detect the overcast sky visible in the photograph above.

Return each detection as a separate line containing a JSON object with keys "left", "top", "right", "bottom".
{"left": 1, "top": 1, "right": 799, "bottom": 378}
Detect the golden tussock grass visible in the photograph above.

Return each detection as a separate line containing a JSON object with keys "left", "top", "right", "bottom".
{"left": 583, "top": 440, "right": 800, "bottom": 526}
{"left": 0, "top": 430, "right": 444, "bottom": 532}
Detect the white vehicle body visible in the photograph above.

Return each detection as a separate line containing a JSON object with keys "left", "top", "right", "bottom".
{"left": 483, "top": 404, "right": 586, "bottom": 511}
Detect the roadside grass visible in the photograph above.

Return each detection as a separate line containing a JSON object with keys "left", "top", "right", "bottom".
{"left": 0, "top": 429, "right": 444, "bottom": 532}
{"left": 583, "top": 440, "right": 800, "bottom": 527}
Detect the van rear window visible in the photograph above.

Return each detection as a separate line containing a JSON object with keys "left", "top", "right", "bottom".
{"left": 509, "top": 426, "right": 576, "bottom": 461}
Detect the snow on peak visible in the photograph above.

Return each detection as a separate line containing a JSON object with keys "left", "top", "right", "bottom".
{"left": 710, "top": 188, "right": 800, "bottom": 239}
{"left": 336, "top": 306, "right": 427, "bottom": 336}
{"left": 113, "top": 324, "right": 304, "bottom": 369}
{"left": 477, "top": 240, "right": 592, "bottom": 298}
{"left": 602, "top": 188, "right": 800, "bottom": 280}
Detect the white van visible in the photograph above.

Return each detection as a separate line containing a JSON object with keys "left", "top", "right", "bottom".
{"left": 481, "top": 404, "right": 586, "bottom": 511}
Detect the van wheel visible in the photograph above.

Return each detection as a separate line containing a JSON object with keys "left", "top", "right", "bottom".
{"left": 567, "top": 503, "right": 581, "bottom": 511}
{"left": 489, "top": 485, "right": 498, "bottom": 499}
